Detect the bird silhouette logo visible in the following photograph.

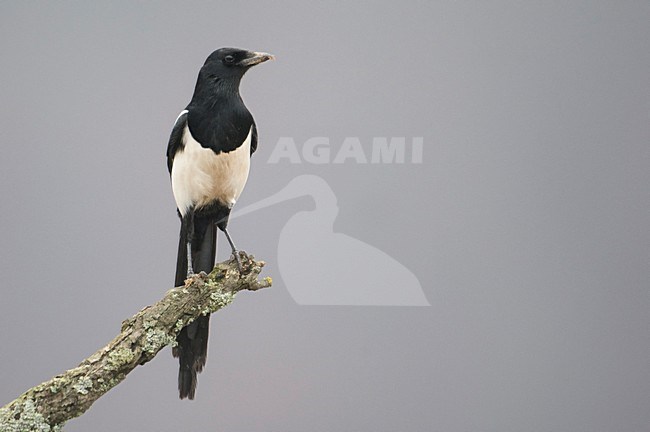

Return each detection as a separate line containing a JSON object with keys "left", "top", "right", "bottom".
{"left": 233, "top": 175, "right": 430, "bottom": 306}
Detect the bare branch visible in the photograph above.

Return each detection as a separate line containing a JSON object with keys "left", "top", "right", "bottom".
{"left": 0, "top": 254, "right": 271, "bottom": 431}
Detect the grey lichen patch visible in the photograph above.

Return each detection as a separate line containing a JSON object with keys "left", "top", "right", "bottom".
{"left": 174, "top": 319, "right": 184, "bottom": 332}
{"left": 143, "top": 328, "right": 176, "bottom": 353}
{"left": 142, "top": 316, "right": 158, "bottom": 331}
{"left": 174, "top": 317, "right": 193, "bottom": 333}
{"left": 73, "top": 376, "right": 93, "bottom": 395}
{"left": 106, "top": 347, "right": 135, "bottom": 370}
{"left": 199, "top": 289, "right": 236, "bottom": 315}
{"left": 94, "top": 373, "right": 124, "bottom": 393}
{"left": 210, "top": 290, "right": 235, "bottom": 309}
{"left": 0, "top": 398, "right": 62, "bottom": 432}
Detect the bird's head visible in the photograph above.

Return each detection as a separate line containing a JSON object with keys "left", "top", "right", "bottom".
{"left": 199, "top": 47, "right": 274, "bottom": 83}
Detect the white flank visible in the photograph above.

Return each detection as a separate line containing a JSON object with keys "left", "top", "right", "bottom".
{"left": 171, "top": 125, "right": 252, "bottom": 216}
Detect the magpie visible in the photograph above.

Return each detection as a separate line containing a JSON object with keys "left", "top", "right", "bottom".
{"left": 166, "top": 47, "right": 274, "bottom": 399}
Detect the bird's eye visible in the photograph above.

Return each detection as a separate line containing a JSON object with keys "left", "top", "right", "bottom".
{"left": 224, "top": 55, "right": 235, "bottom": 64}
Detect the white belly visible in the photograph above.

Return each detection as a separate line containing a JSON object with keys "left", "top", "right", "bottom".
{"left": 171, "top": 125, "right": 252, "bottom": 216}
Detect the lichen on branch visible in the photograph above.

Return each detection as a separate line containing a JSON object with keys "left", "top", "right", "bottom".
{"left": 0, "top": 253, "right": 271, "bottom": 432}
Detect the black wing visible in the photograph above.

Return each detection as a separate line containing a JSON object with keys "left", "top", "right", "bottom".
{"left": 250, "top": 121, "right": 258, "bottom": 156}
{"left": 166, "top": 110, "right": 188, "bottom": 174}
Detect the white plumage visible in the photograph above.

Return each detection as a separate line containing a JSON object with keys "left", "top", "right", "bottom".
{"left": 171, "top": 123, "right": 252, "bottom": 216}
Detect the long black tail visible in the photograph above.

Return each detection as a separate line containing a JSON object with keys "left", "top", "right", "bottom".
{"left": 172, "top": 216, "right": 216, "bottom": 400}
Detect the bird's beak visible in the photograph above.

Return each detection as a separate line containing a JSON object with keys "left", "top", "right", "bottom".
{"left": 240, "top": 51, "right": 275, "bottom": 67}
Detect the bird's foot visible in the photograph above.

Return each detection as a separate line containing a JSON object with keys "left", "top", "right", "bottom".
{"left": 231, "top": 251, "right": 252, "bottom": 275}
{"left": 231, "top": 250, "right": 243, "bottom": 274}
{"left": 186, "top": 265, "right": 194, "bottom": 278}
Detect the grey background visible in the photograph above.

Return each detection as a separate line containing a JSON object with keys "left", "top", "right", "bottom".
{"left": 1, "top": 1, "right": 648, "bottom": 431}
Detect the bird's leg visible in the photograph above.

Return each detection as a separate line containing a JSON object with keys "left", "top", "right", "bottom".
{"left": 183, "top": 212, "right": 195, "bottom": 277}
{"left": 222, "top": 228, "right": 243, "bottom": 272}
{"left": 186, "top": 241, "right": 194, "bottom": 276}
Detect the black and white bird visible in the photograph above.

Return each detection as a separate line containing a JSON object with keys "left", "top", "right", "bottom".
{"left": 166, "top": 47, "right": 274, "bottom": 399}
